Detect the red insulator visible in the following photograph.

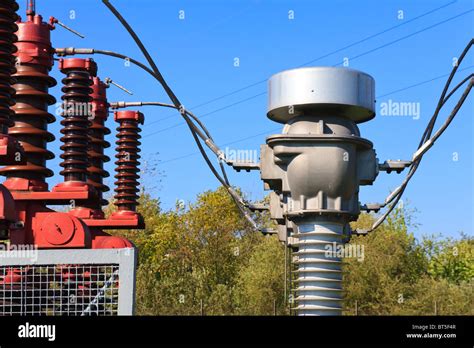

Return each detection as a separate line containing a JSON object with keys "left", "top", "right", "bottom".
{"left": 0, "top": 12, "right": 56, "bottom": 188}
{"left": 87, "top": 76, "right": 110, "bottom": 206}
{"left": 58, "top": 59, "right": 93, "bottom": 183}
{"left": 113, "top": 111, "right": 144, "bottom": 212}
{"left": 0, "top": 0, "right": 18, "bottom": 135}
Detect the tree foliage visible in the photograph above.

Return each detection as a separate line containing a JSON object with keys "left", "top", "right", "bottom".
{"left": 344, "top": 207, "right": 473, "bottom": 315}
{"left": 110, "top": 187, "right": 285, "bottom": 315}
{"left": 109, "top": 188, "right": 473, "bottom": 315}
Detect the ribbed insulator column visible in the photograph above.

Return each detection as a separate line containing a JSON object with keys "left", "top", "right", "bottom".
{"left": 0, "top": 10, "right": 56, "bottom": 187}
{"left": 0, "top": 0, "right": 18, "bottom": 135}
{"left": 59, "top": 69, "right": 92, "bottom": 182}
{"left": 87, "top": 77, "right": 110, "bottom": 206}
{"left": 6, "top": 62, "right": 56, "bottom": 180}
{"left": 113, "top": 111, "right": 143, "bottom": 213}
{"left": 0, "top": 14, "right": 56, "bottom": 190}
{"left": 294, "top": 221, "right": 343, "bottom": 316}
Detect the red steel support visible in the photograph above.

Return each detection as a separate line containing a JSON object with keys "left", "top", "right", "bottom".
{"left": 0, "top": 14, "right": 93, "bottom": 249}
{"left": 0, "top": 5, "right": 139, "bottom": 250}
{"left": 0, "top": 3, "right": 137, "bottom": 302}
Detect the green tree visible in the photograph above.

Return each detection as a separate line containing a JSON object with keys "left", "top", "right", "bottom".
{"left": 112, "top": 187, "right": 284, "bottom": 315}
{"left": 344, "top": 206, "right": 473, "bottom": 315}
{"left": 234, "top": 235, "right": 287, "bottom": 315}
{"left": 109, "top": 188, "right": 472, "bottom": 316}
{"left": 422, "top": 234, "right": 474, "bottom": 284}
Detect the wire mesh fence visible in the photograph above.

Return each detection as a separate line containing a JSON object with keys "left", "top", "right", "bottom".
{"left": 0, "top": 248, "right": 135, "bottom": 316}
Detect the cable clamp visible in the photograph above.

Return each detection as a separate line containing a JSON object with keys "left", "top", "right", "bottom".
{"left": 378, "top": 160, "right": 411, "bottom": 174}
{"left": 360, "top": 203, "right": 382, "bottom": 213}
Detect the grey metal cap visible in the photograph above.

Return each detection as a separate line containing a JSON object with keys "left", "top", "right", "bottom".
{"left": 267, "top": 67, "right": 375, "bottom": 123}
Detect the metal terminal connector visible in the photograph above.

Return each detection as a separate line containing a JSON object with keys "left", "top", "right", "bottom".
{"left": 352, "top": 229, "right": 369, "bottom": 236}
{"left": 260, "top": 228, "right": 277, "bottom": 235}
{"left": 55, "top": 47, "right": 94, "bottom": 56}
{"left": 228, "top": 160, "right": 260, "bottom": 172}
{"left": 360, "top": 203, "right": 383, "bottom": 213}
{"left": 109, "top": 101, "right": 128, "bottom": 110}
{"left": 105, "top": 78, "right": 133, "bottom": 95}
{"left": 247, "top": 203, "right": 269, "bottom": 212}
{"left": 50, "top": 17, "right": 85, "bottom": 38}
{"left": 378, "top": 160, "right": 411, "bottom": 174}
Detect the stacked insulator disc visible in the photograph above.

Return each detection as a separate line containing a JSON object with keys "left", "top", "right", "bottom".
{"left": 87, "top": 77, "right": 110, "bottom": 205}
{"left": 7, "top": 62, "right": 57, "bottom": 181}
{"left": 59, "top": 67, "right": 93, "bottom": 182}
{"left": 0, "top": 13, "right": 56, "bottom": 184}
{"left": 114, "top": 111, "right": 144, "bottom": 212}
{"left": 0, "top": 0, "right": 18, "bottom": 135}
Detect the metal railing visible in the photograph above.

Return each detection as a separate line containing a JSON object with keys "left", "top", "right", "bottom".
{"left": 0, "top": 248, "right": 136, "bottom": 315}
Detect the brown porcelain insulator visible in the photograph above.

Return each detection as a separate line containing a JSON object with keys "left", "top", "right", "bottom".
{"left": 113, "top": 111, "right": 144, "bottom": 212}
{"left": 0, "top": 12, "right": 56, "bottom": 184}
{"left": 0, "top": 0, "right": 18, "bottom": 135}
{"left": 87, "top": 77, "right": 110, "bottom": 206}
{"left": 59, "top": 68, "right": 92, "bottom": 182}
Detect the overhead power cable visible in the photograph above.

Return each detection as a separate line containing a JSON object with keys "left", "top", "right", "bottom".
{"left": 100, "top": 0, "right": 258, "bottom": 230}
{"left": 55, "top": 2, "right": 473, "bottom": 234}
{"left": 141, "top": 0, "right": 459, "bottom": 128}
{"left": 141, "top": 8, "right": 473, "bottom": 138}
{"left": 139, "top": 65, "right": 473, "bottom": 166}
{"left": 54, "top": 7, "right": 472, "bottom": 151}
{"left": 367, "top": 39, "right": 474, "bottom": 233}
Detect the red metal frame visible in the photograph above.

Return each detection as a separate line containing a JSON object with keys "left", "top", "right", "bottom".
{"left": 0, "top": 4, "right": 143, "bottom": 251}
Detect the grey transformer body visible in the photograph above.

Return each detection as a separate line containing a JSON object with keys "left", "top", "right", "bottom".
{"left": 259, "top": 67, "right": 379, "bottom": 316}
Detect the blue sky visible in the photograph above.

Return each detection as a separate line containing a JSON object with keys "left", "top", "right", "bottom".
{"left": 20, "top": 0, "right": 473, "bottom": 238}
